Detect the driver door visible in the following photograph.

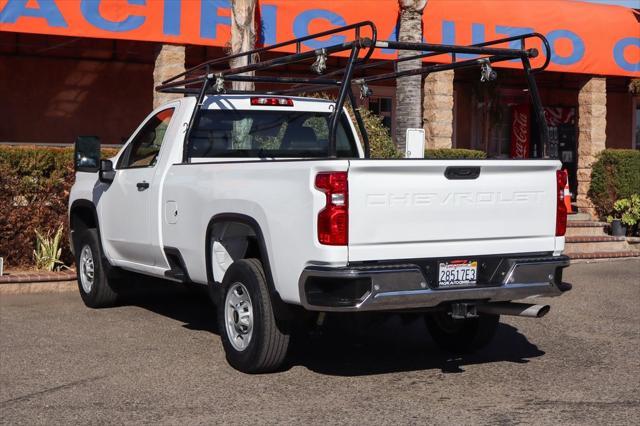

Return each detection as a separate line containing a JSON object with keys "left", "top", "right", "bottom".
{"left": 99, "top": 108, "right": 174, "bottom": 266}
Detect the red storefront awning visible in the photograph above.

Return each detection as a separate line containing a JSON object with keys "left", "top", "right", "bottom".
{"left": 0, "top": 0, "right": 638, "bottom": 77}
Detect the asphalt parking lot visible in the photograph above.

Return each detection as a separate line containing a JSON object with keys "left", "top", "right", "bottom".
{"left": 1, "top": 259, "right": 639, "bottom": 425}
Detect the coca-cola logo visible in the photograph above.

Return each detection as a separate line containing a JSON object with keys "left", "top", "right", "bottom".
{"left": 512, "top": 110, "right": 528, "bottom": 158}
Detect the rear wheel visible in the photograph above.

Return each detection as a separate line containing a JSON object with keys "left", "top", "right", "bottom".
{"left": 424, "top": 311, "right": 499, "bottom": 353}
{"left": 75, "top": 228, "right": 118, "bottom": 308}
{"left": 217, "top": 259, "right": 290, "bottom": 373}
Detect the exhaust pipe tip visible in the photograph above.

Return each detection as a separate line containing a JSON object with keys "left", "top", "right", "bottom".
{"left": 535, "top": 304, "right": 551, "bottom": 318}
{"left": 477, "top": 302, "right": 551, "bottom": 318}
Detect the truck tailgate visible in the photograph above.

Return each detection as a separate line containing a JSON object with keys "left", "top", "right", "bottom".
{"left": 347, "top": 160, "right": 561, "bottom": 262}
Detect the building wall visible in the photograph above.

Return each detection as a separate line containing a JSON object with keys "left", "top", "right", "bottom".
{"left": 606, "top": 91, "right": 633, "bottom": 149}
{"left": 539, "top": 86, "right": 578, "bottom": 108}
{"left": 0, "top": 55, "right": 153, "bottom": 144}
{"left": 453, "top": 81, "right": 472, "bottom": 149}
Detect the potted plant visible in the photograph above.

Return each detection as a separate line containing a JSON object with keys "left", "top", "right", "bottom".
{"left": 607, "top": 195, "right": 640, "bottom": 236}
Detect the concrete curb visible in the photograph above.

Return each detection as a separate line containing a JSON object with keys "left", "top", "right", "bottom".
{"left": 0, "top": 270, "right": 76, "bottom": 284}
{"left": 569, "top": 257, "right": 640, "bottom": 264}
{"left": 0, "top": 280, "right": 77, "bottom": 295}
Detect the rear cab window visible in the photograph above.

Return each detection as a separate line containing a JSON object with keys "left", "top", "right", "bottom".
{"left": 188, "top": 110, "right": 358, "bottom": 159}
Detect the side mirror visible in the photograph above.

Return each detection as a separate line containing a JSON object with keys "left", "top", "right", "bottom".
{"left": 99, "top": 159, "right": 115, "bottom": 184}
{"left": 74, "top": 136, "right": 101, "bottom": 172}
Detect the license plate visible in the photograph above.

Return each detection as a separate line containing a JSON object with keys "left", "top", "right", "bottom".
{"left": 438, "top": 260, "right": 478, "bottom": 287}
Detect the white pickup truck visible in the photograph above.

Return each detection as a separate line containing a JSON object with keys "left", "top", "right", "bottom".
{"left": 68, "top": 24, "right": 570, "bottom": 373}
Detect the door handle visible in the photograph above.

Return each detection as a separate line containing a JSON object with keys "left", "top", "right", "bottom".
{"left": 136, "top": 181, "right": 150, "bottom": 191}
{"left": 444, "top": 166, "right": 481, "bottom": 180}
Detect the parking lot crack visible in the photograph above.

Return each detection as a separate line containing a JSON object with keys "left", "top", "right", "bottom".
{"left": 0, "top": 375, "right": 107, "bottom": 407}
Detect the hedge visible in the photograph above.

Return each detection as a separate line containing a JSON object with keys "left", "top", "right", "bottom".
{"left": 353, "top": 108, "right": 403, "bottom": 159}
{"left": 0, "top": 146, "right": 117, "bottom": 268}
{"left": 425, "top": 148, "right": 487, "bottom": 159}
{"left": 588, "top": 149, "right": 640, "bottom": 220}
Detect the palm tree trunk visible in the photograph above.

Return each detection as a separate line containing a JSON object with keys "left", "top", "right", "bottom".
{"left": 230, "top": 0, "right": 256, "bottom": 149}
{"left": 395, "top": 0, "right": 427, "bottom": 153}
{"left": 230, "top": 0, "right": 256, "bottom": 92}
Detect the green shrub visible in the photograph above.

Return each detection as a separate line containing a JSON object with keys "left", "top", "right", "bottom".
{"left": 424, "top": 149, "right": 487, "bottom": 159}
{"left": 0, "top": 146, "right": 118, "bottom": 268}
{"left": 350, "top": 107, "right": 402, "bottom": 159}
{"left": 34, "top": 225, "right": 66, "bottom": 271}
{"left": 588, "top": 149, "right": 640, "bottom": 220}
{"left": 606, "top": 194, "right": 640, "bottom": 227}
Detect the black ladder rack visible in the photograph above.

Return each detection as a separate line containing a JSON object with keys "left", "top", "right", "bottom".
{"left": 156, "top": 21, "right": 551, "bottom": 161}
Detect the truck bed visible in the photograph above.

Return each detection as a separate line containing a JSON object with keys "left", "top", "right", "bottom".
{"left": 161, "top": 158, "right": 563, "bottom": 305}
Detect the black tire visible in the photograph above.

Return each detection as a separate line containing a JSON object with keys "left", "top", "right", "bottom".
{"left": 217, "top": 259, "right": 290, "bottom": 373}
{"left": 424, "top": 311, "right": 499, "bottom": 353}
{"left": 75, "top": 228, "right": 118, "bottom": 308}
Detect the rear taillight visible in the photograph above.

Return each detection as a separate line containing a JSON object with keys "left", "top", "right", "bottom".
{"left": 315, "top": 172, "right": 348, "bottom": 245}
{"left": 250, "top": 97, "right": 294, "bottom": 106}
{"left": 556, "top": 169, "right": 568, "bottom": 236}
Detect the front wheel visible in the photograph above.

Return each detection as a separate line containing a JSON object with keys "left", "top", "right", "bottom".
{"left": 424, "top": 311, "right": 499, "bottom": 353}
{"left": 75, "top": 228, "right": 119, "bottom": 308}
{"left": 217, "top": 259, "right": 290, "bottom": 373}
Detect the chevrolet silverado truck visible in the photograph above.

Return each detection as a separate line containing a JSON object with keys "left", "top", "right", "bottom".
{"left": 68, "top": 23, "right": 570, "bottom": 373}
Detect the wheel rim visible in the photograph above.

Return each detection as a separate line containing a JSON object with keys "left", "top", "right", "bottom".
{"left": 79, "top": 244, "right": 95, "bottom": 294}
{"left": 225, "top": 282, "right": 254, "bottom": 352}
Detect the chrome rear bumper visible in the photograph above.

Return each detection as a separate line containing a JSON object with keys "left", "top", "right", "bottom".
{"left": 299, "top": 255, "right": 570, "bottom": 312}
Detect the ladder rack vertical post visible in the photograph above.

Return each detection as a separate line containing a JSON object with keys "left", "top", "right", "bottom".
{"left": 522, "top": 56, "right": 550, "bottom": 158}
{"left": 329, "top": 46, "right": 360, "bottom": 158}
{"left": 182, "top": 77, "right": 211, "bottom": 163}
{"left": 347, "top": 87, "right": 371, "bottom": 158}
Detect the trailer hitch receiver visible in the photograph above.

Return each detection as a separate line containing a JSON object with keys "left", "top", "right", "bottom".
{"left": 451, "top": 302, "right": 479, "bottom": 319}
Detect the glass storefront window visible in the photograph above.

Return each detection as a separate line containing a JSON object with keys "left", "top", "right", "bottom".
{"left": 369, "top": 98, "right": 381, "bottom": 115}
{"left": 367, "top": 96, "right": 394, "bottom": 132}
{"left": 379, "top": 98, "right": 392, "bottom": 113}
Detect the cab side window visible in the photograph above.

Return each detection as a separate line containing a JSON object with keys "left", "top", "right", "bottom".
{"left": 119, "top": 109, "right": 175, "bottom": 168}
